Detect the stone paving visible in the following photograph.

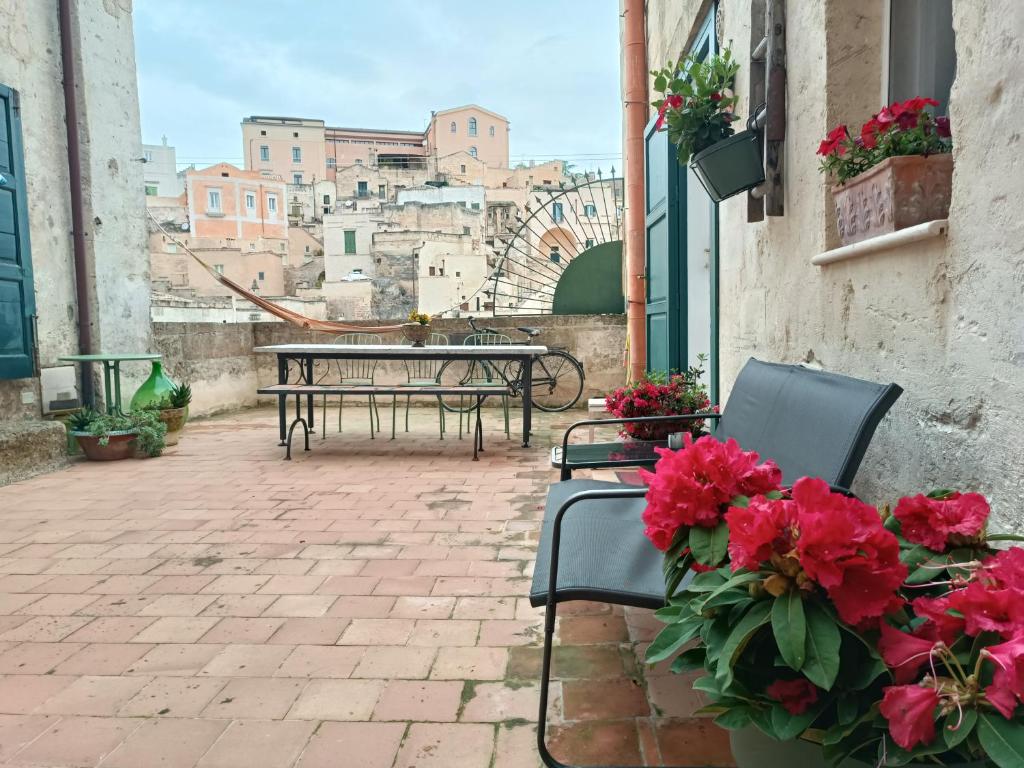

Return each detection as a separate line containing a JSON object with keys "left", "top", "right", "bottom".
{"left": 0, "top": 407, "right": 734, "bottom": 767}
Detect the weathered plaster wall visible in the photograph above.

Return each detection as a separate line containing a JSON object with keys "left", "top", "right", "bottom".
{"left": 153, "top": 314, "right": 627, "bottom": 417}
{"left": 641, "top": 0, "right": 1024, "bottom": 523}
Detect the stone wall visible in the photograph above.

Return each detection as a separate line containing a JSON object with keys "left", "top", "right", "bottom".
{"left": 153, "top": 314, "right": 627, "bottom": 417}
{"left": 641, "top": 0, "right": 1024, "bottom": 522}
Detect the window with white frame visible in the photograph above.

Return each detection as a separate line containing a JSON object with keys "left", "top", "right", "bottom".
{"left": 267, "top": 194, "right": 278, "bottom": 215}
{"left": 326, "top": 157, "right": 336, "bottom": 167}
{"left": 469, "top": 146, "right": 478, "bottom": 158}
{"left": 207, "top": 188, "right": 222, "bottom": 212}
{"left": 293, "top": 173, "right": 303, "bottom": 184}
{"left": 585, "top": 238, "right": 595, "bottom": 249}
{"left": 245, "top": 192, "right": 256, "bottom": 211}
{"left": 468, "top": 117, "right": 477, "bottom": 136}
{"left": 584, "top": 203, "right": 597, "bottom": 217}
{"left": 885, "top": 0, "right": 956, "bottom": 116}
{"left": 450, "top": 121, "right": 457, "bottom": 133}
{"left": 259, "top": 145, "right": 270, "bottom": 162}
{"left": 292, "top": 146, "right": 301, "bottom": 163}
{"left": 551, "top": 202, "right": 563, "bottom": 223}
{"left": 489, "top": 125, "right": 495, "bottom": 137}
{"left": 213, "top": 264, "right": 224, "bottom": 274}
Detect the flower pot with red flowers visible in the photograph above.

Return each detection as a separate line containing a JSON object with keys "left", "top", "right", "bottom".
{"left": 604, "top": 358, "right": 714, "bottom": 442}
{"left": 652, "top": 47, "right": 765, "bottom": 202}
{"left": 641, "top": 435, "right": 1024, "bottom": 767}
{"left": 818, "top": 97, "right": 953, "bottom": 246}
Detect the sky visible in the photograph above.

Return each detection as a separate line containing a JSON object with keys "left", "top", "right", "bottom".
{"left": 134, "top": 0, "right": 622, "bottom": 172}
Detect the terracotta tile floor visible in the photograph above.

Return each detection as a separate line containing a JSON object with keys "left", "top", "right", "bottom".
{"left": 0, "top": 407, "right": 734, "bottom": 768}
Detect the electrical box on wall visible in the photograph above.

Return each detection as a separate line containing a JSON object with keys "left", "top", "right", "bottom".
{"left": 41, "top": 366, "right": 80, "bottom": 414}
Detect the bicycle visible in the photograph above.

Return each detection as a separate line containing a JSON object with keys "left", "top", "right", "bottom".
{"left": 435, "top": 317, "right": 586, "bottom": 415}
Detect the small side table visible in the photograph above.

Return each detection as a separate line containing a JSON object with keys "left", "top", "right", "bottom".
{"left": 58, "top": 353, "right": 162, "bottom": 414}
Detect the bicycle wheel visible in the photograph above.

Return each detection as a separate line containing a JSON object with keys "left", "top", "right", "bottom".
{"left": 435, "top": 358, "right": 500, "bottom": 413}
{"left": 530, "top": 351, "right": 584, "bottom": 412}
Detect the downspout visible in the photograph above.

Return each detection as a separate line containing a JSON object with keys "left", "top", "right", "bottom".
{"left": 59, "top": 0, "right": 95, "bottom": 406}
{"left": 623, "top": 0, "right": 647, "bottom": 380}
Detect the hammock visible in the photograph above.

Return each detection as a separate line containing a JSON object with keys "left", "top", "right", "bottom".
{"left": 147, "top": 210, "right": 405, "bottom": 334}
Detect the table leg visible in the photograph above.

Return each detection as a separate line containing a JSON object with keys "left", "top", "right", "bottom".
{"left": 305, "top": 356, "right": 314, "bottom": 430}
{"left": 112, "top": 362, "right": 123, "bottom": 414}
{"left": 277, "top": 356, "right": 287, "bottom": 446}
{"left": 521, "top": 355, "right": 532, "bottom": 448}
{"left": 102, "top": 362, "right": 115, "bottom": 415}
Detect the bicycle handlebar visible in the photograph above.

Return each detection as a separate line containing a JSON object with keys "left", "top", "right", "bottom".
{"left": 467, "top": 316, "right": 500, "bottom": 336}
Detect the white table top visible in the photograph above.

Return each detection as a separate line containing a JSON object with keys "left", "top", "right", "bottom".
{"left": 255, "top": 344, "right": 547, "bottom": 356}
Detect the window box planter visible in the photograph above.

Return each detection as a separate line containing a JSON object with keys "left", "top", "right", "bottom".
{"left": 833, "top": 153, "right": 952, "bottom": 246}
{"left": 689, "top": 129, "right": 765, "bottom": 203}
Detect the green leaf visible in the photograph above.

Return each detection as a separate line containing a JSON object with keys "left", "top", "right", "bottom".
{"left": 943, "top": 707, "right": 976, "bottom": 749}
{"left": 653, "top": 74, "right": 667, "bottom": 92}
{"left": 926, "top": 488, "right": 957, "bottom": 499}
{"left": 645, "top": 617, "right": 702, "bottom": 664}
{"left": 669, "top": 647, "right": 706, "bottom": 674}
{"left": 692, "top": 675, "right": 724, "bottom": 697}
{"left": 714, "top": 706, "right": 753, "bottom": 730}
{"left": 689, "top": 523, "right": 729, "bottom": 566}
{"left": 771, "top": 591, "right": 807, "bottom": 671}
{"left": 731, "top": 494, "right": 750, "bottom": 507}
{"left": 978, "top": 713, "right": 1024, "bottom": 768}
{"left": 684, "top": 569, "right": 728, "bottom": 593}
{"left": 836, "top": 695, "right": 859, "bottom": 727}
{"left": 697, "top": 570, "right": 762, "bottom": 609}
{"left": 653, "top": 605, "right": 683, "bottom": 623}
{"left": 802, "top": 602, "right": 841, "bottom": 690}
{"left": 764, "top": 490, "right": 784, "bottom": 500}
{"left": 770, "top": 702, "right": 822, "bottom": 741}
{"left": 716, "top": 600, "right": 772, "bottom": 688}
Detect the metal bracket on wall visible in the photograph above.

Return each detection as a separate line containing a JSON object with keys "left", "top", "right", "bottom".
{"left": 747, "top": 0, "right": 786, "bottom": 220}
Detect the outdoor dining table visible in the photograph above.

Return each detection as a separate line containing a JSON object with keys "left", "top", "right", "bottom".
{"left": 254, "top": 343, "right": 548, "bottom": 448}
{"left": 58, "top": 353, "right": 162, "bottom": 414}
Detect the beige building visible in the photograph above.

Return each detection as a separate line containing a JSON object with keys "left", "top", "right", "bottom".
{"left": 241, "top": 116, "right": 327, "bottom": 187}
{"left": 425, "top": 105, "right": 510, "bottom": 169}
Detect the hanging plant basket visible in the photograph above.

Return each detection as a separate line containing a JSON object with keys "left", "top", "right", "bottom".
{"left": 689, "top": 129, "right": 766, "bottom": 203}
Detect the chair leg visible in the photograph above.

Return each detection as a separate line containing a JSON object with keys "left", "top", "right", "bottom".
{"left": 338, "top": 394, "right": 344, "bottom": 433}
{"left": 321, "top": 396, "right": 327, "bottom": 439}
{"left": 458, "top": 395, "right": 464, "bottom": 440}
{"left": 405, "top": 395, "right": 411, "bottom": 433}
{"left": 537, "top": 598, "right": 561, "bottom": 768}
{"left": 438, "top": 401, "right": 444, "bottom": 440}
{"left": 391, "top": 395, "right": 397, "bottom": 440}
{"left": 503, "top": 395, "right": 510, "bottom": 439}
{"left": 368, "top": 395, "right": 375, "bottom": 439}
{"left": 372, "top": 395, "right": 381, "bottom": 433}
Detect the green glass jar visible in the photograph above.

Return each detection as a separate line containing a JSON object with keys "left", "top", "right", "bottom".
{"left": 130, "top": 360, "right": 177, "bottom": 411}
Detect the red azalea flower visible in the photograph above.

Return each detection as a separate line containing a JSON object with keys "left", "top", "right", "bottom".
{"left": 816, "top": 125, "right": 849, "bottom": 156}
{"left": 983, "top": 635, "right": 1024, "bottom": 716}
{"left": 876, "top": 107, "right": 896, "bottom": 127}
{"left": 793, "top": 478, "right": 907, "bottom": 625}
{"left": 902, "top": 96, "right": 939, "bottom": 113}
{"left": 860, "top": 118, "right": 881, "bottom": 149}
{"left": 765, "top": 678, "right": 819, "bottom": 715}
{"left": 986, "top": 683, "right": 1018, "bottom": 719}
{"left": 979, "top": 548, "right": 1024, "bottom": 589}
{"left": 640, "top": 434, "right": 782, "bottom": 550}
{"left": 935, "top": 116, "right": 951, "bottom": 138}
{"left": 910, "top": 595, "right": 965, "bottom": 646}
{"left": 725, "top": 495, "right": 797, "bottom": 571}
{"left": 878, "top": 622, "right": 936, "bottom": 683}
{"left": 892, "top": 492, "right": 990, "bottom": 550}
{"left": 948, "top": 581, "right": 1024, "bottom": 638}
{"left": 710, "top": 91, "right": 723, "bottom": 102}
{"left": 880, "top": 685, "right": 940, "bottom": 750}
{"left": 896, "top": 111, "right": 919, "bottom": 131}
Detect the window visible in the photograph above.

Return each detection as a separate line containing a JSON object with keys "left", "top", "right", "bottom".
{"left": 552, "top": 202, "right": 563, "bottom": 223}
{"left": 323, "top": 206, "right": 330, "bottom": 214}
{"left": 305, "top": 245, "right": 310, "bottom": 253}
{"left": 429, "top": 266, "right": 436, "bottom": 276}
{"left": 145, "top": 184, "right": 158, "bottom": 196}
{"left": 267, "top": 194, "right": 278, "bottom": 214}
{"left": 249, "top": 242, "right": 255, "bottom": 251}
{"left": 468, "top": 117, "right": 477, "bottom": 136}
{"left": 213, "top": 264, "right": 225, "bottom": 274}
{"left": 258, "top": 271, "right": 265, "bottom": 280}
{"left": 245, "top": 192, "right": 256, "bottom": 211}
{"left": 585, "top": 238, "right": 595, "bottom": 249}
{"left": 280, "top": 242, "right": 285, "bottom": 251}
{"left": 344, "top": 230, "right": 357, "bottom": 254}
{"left": 207, "top": 189, "right": 222, "bottom": 212}
{"left": 549, "top": 247, "right": 561, "bottom": 264}
{"left": 355, "top": 159, "right": 362, "bottom": 165}
{"left": 489, "top": 125, "right": 495, "bottom": 137}
{"left": 293, "top": 131, "right": 299, "bottom": 138}
{"left": 460, "top": 164, "right": 466, "bottom": 173}
{"left": 462, "top": 226, "right": 471, "bottom": 235}
{"left": 584, "top": 203, "right": 597, "bottom": 217}
{"left": 327, "top": 157, "right": 336, "bottom": 168}
{"left": 469, "top": 146, "right": 478, "bottom": 158}
{"left": 293, "top": 173, "right": 303, "bottom": 184}
{"left": 260, "top": 129, "right": 266, "bottom": 136}
{"left": 259, "top": 145, "right": 270, "bottom": 162}
{"left": 378, "top": 184, "right": 386, "bottom": 199}
{"left": 886, "top": 0, "right": 955, "bottom": 116}
{"left": 450, "top": 121, "right": 457, "bottom": 133}
{"left": 470, "top": 202, "right": 480, "bottom": 210}
{"left": 292, "top": 146, "right": 301, "bottom": 162}
{"left": 143, "top": 150, "right": 154, "bottom": 162}
{"left": 455, "top": 271, "right": 461, "bottom": 277}
{"left": 357, "top": 181, "right": 368, "bottom": 197}
{"left": 323, "top": 194, "right": 331, "bottom": 204}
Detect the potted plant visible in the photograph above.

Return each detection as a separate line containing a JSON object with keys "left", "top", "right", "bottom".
{"left": 402, "top": 311, "right": 432, "bottom": 347}
{"left": 641, "top": 437, "right": 1022, "bottom": 767}
{"left": 155, "top": 382, "right": 192, "bottom": 446}
{"left": 651, "top": 46, "right": 765, "bottom": 202}
{"left": 817, "top": 97, "right": 953, "bottom": 245}
{"left": 68, "top": 408, "right": 167, "bottom": 460}
{"left": 605, "top": 358, "right": 713, "bottom": 442}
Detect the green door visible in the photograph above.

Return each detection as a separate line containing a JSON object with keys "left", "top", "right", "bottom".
{"left": 0, "top": 85, "right": 35, "bottom": 381}
{"left": 644, "top": 119, "right": 686, "bottom": 374}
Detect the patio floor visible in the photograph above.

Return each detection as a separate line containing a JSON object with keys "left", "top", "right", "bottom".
{"left": 0, "top": 406, "right": 734, "bottom": 768}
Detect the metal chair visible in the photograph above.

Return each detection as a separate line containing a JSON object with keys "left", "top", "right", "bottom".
{"left": 393, "top": 332, "right": 449, "bottom": 440}
{"left": 319, "top": 332, "right": 382, "bottom": 439}
{"left": 460, "top": 332, "right": 511, "bottom": 440}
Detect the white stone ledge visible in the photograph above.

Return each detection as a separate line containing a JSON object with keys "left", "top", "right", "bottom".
{"left": 812, "top": 219, "right": 949, "bottom": 266}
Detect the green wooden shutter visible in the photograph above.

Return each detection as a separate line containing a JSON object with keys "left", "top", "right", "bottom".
{"left": 343, "top": 230, "right": 356, "bottom": 254}
{"left": 0, "top": 85, "right": 35, "bottom": 381}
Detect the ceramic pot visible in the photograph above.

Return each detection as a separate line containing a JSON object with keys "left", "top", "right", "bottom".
{"left": 71, "top": 431, "right": 137, "bottom": 461}
{"left": 402, "top": 323, "right": 431, "bottom": 347}
{"left": 158, "top": 407, "right": 188, "bottom": 446}
{"left": 130, "top": 361, "right": 176, "bottom": 411}
{"left": 832, "top": 153, "right": 953, "bottom": 245}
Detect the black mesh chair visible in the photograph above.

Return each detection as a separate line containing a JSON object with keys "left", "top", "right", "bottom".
{"left": 530, "top": 358, "right": 903, "bottom": 768}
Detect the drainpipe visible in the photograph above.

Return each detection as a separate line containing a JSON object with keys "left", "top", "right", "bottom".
{"left": 59, "top": 0, "right": 95, "bottom": 407}
{"left": 623, "top": 0, "right": 647, "bottom": 381}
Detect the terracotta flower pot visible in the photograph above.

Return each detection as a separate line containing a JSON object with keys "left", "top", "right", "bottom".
{"left": 158, "top": 407, "right": 188, "bottom": 446}
{"left": 71, "top": 431, "right": 137, "bottom": 461}
{"left": 402, "top": 323, "right": 431, "bottom": 347}
{"left": 832, "top": 153, "right": 953, "bottom": 246}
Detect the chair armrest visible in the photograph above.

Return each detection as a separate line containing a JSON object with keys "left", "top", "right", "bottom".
{"left": 561, "top": 411, "right": 721, "bottom": 455}
{"left": 545, "top": 487, "right": 650, "bottom": 625}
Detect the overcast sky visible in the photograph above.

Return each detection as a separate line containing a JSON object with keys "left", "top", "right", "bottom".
{"left": 134, "top": 1, "right": 622, "bottom": 172}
